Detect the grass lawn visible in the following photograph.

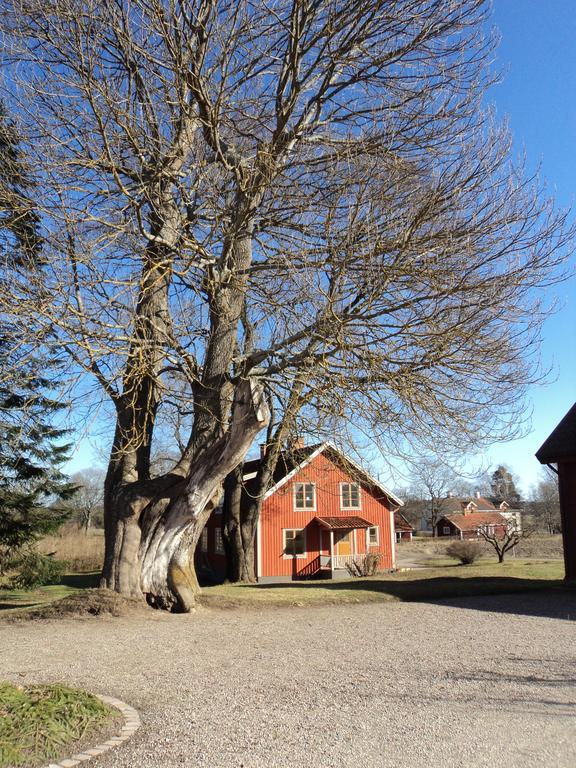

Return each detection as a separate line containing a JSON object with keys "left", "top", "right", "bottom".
{"left": 0, "top": 683, "right": 119, "bottom": 767}
{"left": 0, "top": 573, "right": 100, "bottom": 614}
{"left": 200, "top": 559, "right": 567, "bottom": 609}
{"left": 0, "top": 561, "right": 567, "bottom": 615}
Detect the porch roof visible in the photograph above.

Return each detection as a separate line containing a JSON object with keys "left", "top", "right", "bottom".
{"left": 315, "top": 516, "right": 373, "bottom": 530}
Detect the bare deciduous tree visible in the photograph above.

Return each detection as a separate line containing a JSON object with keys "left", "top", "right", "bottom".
{"left": 406, "top": 458, "right": 459, "bottom": 535}
{"left": 529, "top": 468, "right": 561, "bottom": 534}
{"left": 68, "top": 469, "right": 106, "bottom": 532}
{"left": 0, "top": 1, "right": 572, "bottom": 610}
{"left": 476, "top": 518, "right": 528, "bottom": 563}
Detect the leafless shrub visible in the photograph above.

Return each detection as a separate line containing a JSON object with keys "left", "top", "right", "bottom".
{"left": 446, "top": 540, "right": 483, "bottom": 565}
{"left": 346, "top": 553, "right": 382, "bottom": 577}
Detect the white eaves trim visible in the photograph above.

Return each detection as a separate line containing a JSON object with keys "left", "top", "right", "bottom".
{"left": 261, "top": 444, "right": 326, "bottom": 500}
{"left": 261, "top": 441, "right": 404, "bottom": 507}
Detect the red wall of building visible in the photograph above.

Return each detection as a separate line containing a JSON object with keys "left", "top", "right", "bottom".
{"left": 558, "top": 460, "right": 576, "bottom": 580}
{"left": 257, "top": 451, "right": 394, "bottom": 578}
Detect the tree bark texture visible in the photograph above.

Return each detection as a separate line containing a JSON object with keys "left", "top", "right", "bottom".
{"left": 222, "top": 465, "right": 257, "bottom": 583}
{"left": 101, "top": 378, "right": 269, "bottom": 611}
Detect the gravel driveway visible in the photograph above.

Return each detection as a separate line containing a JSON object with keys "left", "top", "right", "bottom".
{"left": 1, "top": 591, "right": 575, "bottom": 768}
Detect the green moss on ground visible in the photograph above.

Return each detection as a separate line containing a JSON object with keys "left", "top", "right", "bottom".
{"left": 0, "top": 683, "right": 118, "bottom": 767}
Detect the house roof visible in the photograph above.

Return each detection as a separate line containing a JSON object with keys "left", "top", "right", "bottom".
{"left": 536, "top": 401, "right": 576, "bottom": 463}
{"left": 440, "top": 496, "right": 497, "bottom": 514}
{"left": 439, "top": 512, "right": 507, "bottom": 532}
{"left": 247, "top": 442, "right": 404, "bottom": 507}
{"left": 394, "top": 512, "right": 415, "bottom": 532}
{"left": 315, "top": 516, "right": 374, "bottom": 530}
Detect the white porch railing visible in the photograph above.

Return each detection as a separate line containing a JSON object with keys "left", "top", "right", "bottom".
{"left": 331, "top": 553, "right": 367, "bottom": 570}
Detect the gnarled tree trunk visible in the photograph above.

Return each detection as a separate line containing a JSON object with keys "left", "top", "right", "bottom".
{"left": 101, "top": 378, "right": 269, "bottom": 611}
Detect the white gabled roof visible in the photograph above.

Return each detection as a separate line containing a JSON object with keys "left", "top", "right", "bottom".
{"left": 262, "top": 441, "right": 404, "bottom": 507}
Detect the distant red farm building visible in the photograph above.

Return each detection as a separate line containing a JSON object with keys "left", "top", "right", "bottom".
{"left": 196, "top": 443, "right": 403, "bottom": 582}
{"left": 394, "top": 512, "right": 415, "bottom": 541}
{"left": 436, "top": 511, "right": 507, "bottom": 540}
{"left": 435, "top": 494, "right": 515, "bottom": 539}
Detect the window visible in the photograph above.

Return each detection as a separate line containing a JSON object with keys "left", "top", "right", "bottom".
{"left": 283, "top": 528, "right": 306, "bottom": 557}
{"left": 367, "top": 526, "right": 379, "bottom": 546}
{"left": 201, "top": 528, "right": 208, "bottom": 552}
{"left": 341, "top": 482, "right": 361, "bottom": 509}
{"left": 215, "top": 528, "right": 224, "bottom": 554}
{"left": 443, "top": 526, "right": 451, "bottom": 535}
{"left": 477, "top": 524, "right": 495, "bottom": 537}
{"left": 294, "top": 483, "right": 316, "bottom": 510}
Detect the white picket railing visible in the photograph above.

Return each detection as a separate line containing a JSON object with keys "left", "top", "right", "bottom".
{"left": 331, "top": 553, "right": 366, "bottom": 570}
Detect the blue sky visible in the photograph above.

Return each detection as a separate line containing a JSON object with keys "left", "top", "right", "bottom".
{"left": 476, "top": 0, "right": 576, "bottom": 495}
{"left": 66, "top": 2, "right": 576, "bottom": 498}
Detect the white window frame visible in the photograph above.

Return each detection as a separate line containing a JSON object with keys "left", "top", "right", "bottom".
{"left": 293, "top": 483, "right": 316, "bottom": 511}
{"left": 201, "top": 528, "right": 208, "bottom": 552}
{"left": 477, "top": 524, "right": 495, "bottom": 537}
{"left": 340, "top": 482, "right": 361, "bottom": 510}
{"left": 283, "top": 528, "right": 307, "bottom": 558}
{"left": 366, "top": 526, "right": 379, "bottom": 547}
{"left": 215, "top": 528, "right": 224, "bottom": 554}
{"left": 443, "top": 526, "right": 451, "bottom": 535}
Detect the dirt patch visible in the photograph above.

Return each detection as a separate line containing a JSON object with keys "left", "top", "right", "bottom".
{"left": 3, "top": 589, "right": 148, "bottom": 622}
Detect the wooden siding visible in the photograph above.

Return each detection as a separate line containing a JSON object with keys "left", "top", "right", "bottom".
{"left": 436, "top": 519, "right": 460, "bottom": 538}
{"left": 257, "top": 452, "right": 393, "bottom": 578}
{"left": 558, "top": 460, "right": 576, "bottom": 580}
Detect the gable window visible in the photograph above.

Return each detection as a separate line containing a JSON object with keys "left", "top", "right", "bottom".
{"left": 201, "top": 528, "right": 208, "bottom": 552}
{"left": 341, "top": 482, "right": 361, "bottom": 509}
{"left": 215, "top": 528, "right": 224, "bottom": 554}
{"left": 367, "top": 526, "right": 379, "bottom": 547}
{"left": 294, "top": 483, "right": 316, "bottom": 510}
{"left": 283, "top": 528, "right": 306, "bottom": 557}
{"left": 443, "top": 526, "right": 451, "bottom": 535}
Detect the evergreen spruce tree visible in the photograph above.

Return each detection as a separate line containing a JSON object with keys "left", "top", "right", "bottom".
{"left": 0, "top": 347, "right": 76, "bottom": 568}
{"left": 0, "top": 101, "right": 75, "bottom": 580}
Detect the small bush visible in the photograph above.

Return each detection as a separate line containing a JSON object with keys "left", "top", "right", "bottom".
{"left": 9, "top": 549, "right": 68, "bottom": 589}
{"left": 446, "top": 540, "right": 482, "bottom": 565}
{"left": 346, "top": 553, "right": 382, "bottom": 577}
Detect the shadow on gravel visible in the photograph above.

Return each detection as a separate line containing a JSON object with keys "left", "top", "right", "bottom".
{"left": 431, "top": 589, "right": 576, "bottom": 620}
{"left": 449, "top": 660, "right": 576, "bottom": 689}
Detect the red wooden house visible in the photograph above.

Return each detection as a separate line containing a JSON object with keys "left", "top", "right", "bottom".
{"left": 394, "top": 512, "right": 415, "bottom": 541}
{"left": 536, "top": 401, "right": 576, "bottom": 580}
{"left": 196, "top": 443, "right": 403, "bottom": 582}
{"left": 435, "top": 496, "right": 508, "bottom": 539}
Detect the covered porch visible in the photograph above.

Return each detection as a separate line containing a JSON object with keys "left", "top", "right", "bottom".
{"left": 314, "top": 515, "right": 375, "bottom": 577}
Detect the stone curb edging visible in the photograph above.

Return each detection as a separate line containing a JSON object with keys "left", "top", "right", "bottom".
{"left": 44, "top": 695, "right": 141, "bottom": 768}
